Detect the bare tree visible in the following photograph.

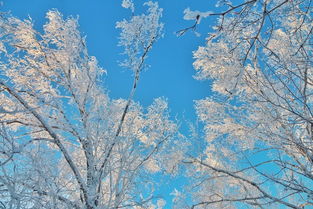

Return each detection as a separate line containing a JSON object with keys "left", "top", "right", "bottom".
{"left": 0, "top": 1, "right": 179, "bottom": 208}
{"left": 179, "top": 0, "right": 313, "bottom": 208}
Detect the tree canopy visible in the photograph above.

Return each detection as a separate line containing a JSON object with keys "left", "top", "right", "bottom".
{"left": 0, "top": 0, "right": 312, "bottom": 208}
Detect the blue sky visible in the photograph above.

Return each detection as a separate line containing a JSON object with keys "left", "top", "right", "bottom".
{"left": 2, "top": 0, "right": 216, "bottom": 207}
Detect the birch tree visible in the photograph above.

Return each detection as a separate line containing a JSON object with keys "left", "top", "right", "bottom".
{"left": 0, "top": 1, "right": 178, "bottom": 208}
{"left": 180, "top": 0, "right": 313, "bottom": 208}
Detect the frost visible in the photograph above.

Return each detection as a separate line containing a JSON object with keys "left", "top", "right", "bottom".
{"left": 189, "top": 0, "right": 313, "bottom": 207}
{"left": 121, "top": 0, "right": 134, "bottom": 12}
{"left": 157, "top": 199, "right": 166, "bottom": 208}
{"left": 0, "top": 7, "right": 178, "bottom": 209}
{"left": 171, "top": 188, "right": 184, "bottom": 205}
{"left": 116, "top": 1, "right": 163, "bottom": 72}
{"left": 145, "top": 158, "right": 160, "bottom": 173}
{"left": 0, "top": 41, "right": 6, "bottom": 53}
{"left": 183, "top": 8, "right": 212, "bottom": 24}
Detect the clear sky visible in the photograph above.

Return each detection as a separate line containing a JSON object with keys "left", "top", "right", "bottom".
{"left": 2, "top": 0, "right": 215, "bottom": 207}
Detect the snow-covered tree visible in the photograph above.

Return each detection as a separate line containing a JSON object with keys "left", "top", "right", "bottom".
{"left": 0, "top": 1, "right": 178, "bottom": 208}
{"left": 181, "top": 0, "right": 313, "bottom": 208}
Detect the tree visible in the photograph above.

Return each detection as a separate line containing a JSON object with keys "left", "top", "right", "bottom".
{"left": 1, "top": 0, "right": 312, "bottom": 208}
{"left": 180, "top": 0, "right": 313, "bottom": 208}
{"left": 0, "top": 1, "right": 179, "bottom": 208}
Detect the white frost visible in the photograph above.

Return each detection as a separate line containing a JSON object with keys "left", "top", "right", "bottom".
{"left": 121, "top": 0, "right": 134, "bottom": 12}
{"left": 183, "top": 8, "right": 212, "bottom": 24}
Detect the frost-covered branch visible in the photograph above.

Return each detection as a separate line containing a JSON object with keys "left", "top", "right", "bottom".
{"left": 181, "top": 0, "right": 313, "bottom": 208}
{"left": 0, "top": 2, "right": 178, "bottom": 208}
